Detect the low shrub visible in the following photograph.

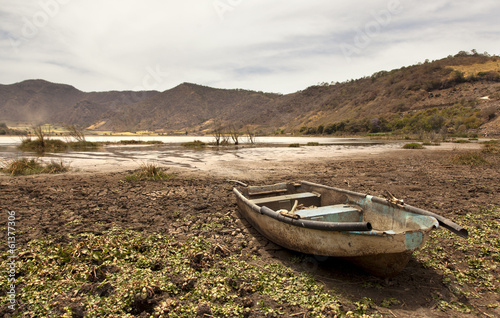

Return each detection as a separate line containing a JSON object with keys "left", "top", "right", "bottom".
{"left": 422, "top": 141, "right": 441, "bottom": 146}
{"left": 0, "top": 158, "right": 69, "bottom": 176}
{"left": 403, "top": 143, "right": 424, "bottom": 149}
{"left": 41, "top": 160, "right": 69, "bottom": 174}
{"left": 181, "top": 140, "right": 206, "bottom": 148}
{"left": 19, "top": 138, "right": 68, "bottom": 153}
{"left": 125, "top": 163, "right": 174, "bottom": 181}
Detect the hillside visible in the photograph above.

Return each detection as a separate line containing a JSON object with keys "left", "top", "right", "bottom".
{"left": 98, "top": 83, "right": 282, "bottom": 134}
{"left": 1, "top": 52, "right": 499, "bottom": 135}
{"left": 282, "top": 52, "right": 500, "bottom": 136}
{"left": 0, "top": 79, "right": 159, "bottom": 128}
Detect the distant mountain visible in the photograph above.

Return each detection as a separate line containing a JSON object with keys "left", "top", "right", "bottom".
{"left": 0, "top": 79, "right": 159, "bottom": 128}
{"left": 1, "top": 52, "right": 499, "bottom": 135}
{"left": 98, "top": 82, "right": 282, "bottom": 133}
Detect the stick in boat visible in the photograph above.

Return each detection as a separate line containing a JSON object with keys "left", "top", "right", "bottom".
{"left": 226, "top": 180, "right": 248, "bottom": 187}
{"left": 290, "top": 200, "right": 299, "bottom": 215}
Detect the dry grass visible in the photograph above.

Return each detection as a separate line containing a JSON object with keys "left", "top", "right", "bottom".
{"left": 449, "top": 152, "right": 489, "bottom": 165}
{"left": 125, "top": 162, "right": 174, "bottom": 181}
{"left": 448, "top": 60, "right": 500, "bottom": 77}
{"left": 481, "top": 140, "right": 500, "bottom": 154}
{"left": 0, "top": 158, "right": 69, "bottom": 176}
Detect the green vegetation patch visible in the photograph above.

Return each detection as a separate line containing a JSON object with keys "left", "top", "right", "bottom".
{"left": 415, "top": 207, "right": 500, "bottom": 313}
{"left": 0, "top": 229, "right": 344, "bottom": 317}
{"left": 288, "top": 143, "right": 301, "bottom": 148}
{"left": 181, "top": 140, "right": 206, "bottom": 148}
{"left": 301, "top": 105, "right": 484, "bottom": 136}
{"left": 0, "top": 123, "right": 26, "bottom": 135}
{"left": 365, "top": 132, "right": 393, "bottom": 137}
{"left": 402, "top": 143, "right": 424, "bottom": 149}
{"left": 18, "top": 138, "right": 68, "bottom": 153}
{"left": 0, "top": 158, "right": 69, "bottom": 176}
{"left": 422, "top": 141, "right": 441, "bottom": 146}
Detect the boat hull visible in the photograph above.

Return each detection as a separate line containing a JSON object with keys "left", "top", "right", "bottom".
{"left": 233, "top": 181, "right": 448, "bottom": 277}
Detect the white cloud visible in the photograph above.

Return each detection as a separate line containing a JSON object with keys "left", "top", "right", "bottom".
{"left": 1, "top": 0, "right": 499, "bottom": 94}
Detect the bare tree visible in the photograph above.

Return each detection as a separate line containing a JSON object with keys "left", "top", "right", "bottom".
{"left": 228, "top": 125, "right": 239, "bottom": 145}
{"left": 221, "top": 133, "right": 230, "bottom": 145}
{"left": 65, "top": 125, "right": 86, "bottom": 142}
{"left": 213, "top": 119, "right": 224, "bottom": 146}
{"left": 32, "top": 125, "right": 46, "bottom": 147}
{"left": 246, "top": 128, "right": 256, "bottom": 144}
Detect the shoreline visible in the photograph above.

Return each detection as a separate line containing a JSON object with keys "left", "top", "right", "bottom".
{"left": 0, "top": 139, "right": 487, "bottom": 177}
{"left": 1, "top": 146, "right": 498, "bottom": 317}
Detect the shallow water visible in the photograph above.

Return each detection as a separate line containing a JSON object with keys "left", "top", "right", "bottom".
{"left": 0, "top": 135, "right": 382, "bottom": 146}
{"left": 0, "top": 136, "right": 406, "bottom": 175}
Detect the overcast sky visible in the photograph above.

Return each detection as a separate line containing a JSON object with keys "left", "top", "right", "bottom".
{"left": 1, "top": 0, "right": 499, "bottom": 94}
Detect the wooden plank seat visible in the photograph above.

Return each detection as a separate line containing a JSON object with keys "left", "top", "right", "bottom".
{"left": 250, "top": 192, "right": 321, "bottom": 211}
{"left": 247, "top": 182, "right": 288, "bottom": 196}
{"left": 295, "top": 205, "right": 363, "bottom": 223}
{"left": 250, "top": 192, "right": 363, "bottom": 223}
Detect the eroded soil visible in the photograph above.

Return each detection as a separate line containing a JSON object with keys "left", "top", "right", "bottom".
{"left": 1, "top": 149, "right": 499, "bottom": 317}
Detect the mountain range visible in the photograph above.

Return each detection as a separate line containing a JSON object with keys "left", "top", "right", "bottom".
{"left": 1, "top": 52, "right": 499, "bottom": 135}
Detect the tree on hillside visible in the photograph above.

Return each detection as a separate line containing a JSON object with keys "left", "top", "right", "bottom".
{"left": 0, "top": 123, "right": 7, "bottom": 135}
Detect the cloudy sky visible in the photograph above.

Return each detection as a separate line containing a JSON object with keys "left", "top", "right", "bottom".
{"left": 1, "top": 0, "right": 499, "bottom": 94}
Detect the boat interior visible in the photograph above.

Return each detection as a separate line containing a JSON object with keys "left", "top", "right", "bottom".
{"left": 243, "top": 182, "right": 439, "bottom": 233}
{"left": 244, "top": 183, "right": 363, "bottom": 223}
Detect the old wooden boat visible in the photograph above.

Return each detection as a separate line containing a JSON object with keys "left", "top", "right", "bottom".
{"left": 233, "top": 181, "right": 468, "bottom": 277}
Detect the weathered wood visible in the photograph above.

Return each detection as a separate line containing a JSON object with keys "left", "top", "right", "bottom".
{"left": 233, "top": 181, "right": 467, "bottom": 277}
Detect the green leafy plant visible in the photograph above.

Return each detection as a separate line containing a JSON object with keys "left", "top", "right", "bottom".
{"left": 0, "top": 228, "right": 346, "bottom": 317}
{"left": 415, "top": 207, "right": 500, "bottom": 313}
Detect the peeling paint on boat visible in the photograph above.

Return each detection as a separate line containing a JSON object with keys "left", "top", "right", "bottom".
{"left": 234, "top": 181, "right": 466, "bottom": 277}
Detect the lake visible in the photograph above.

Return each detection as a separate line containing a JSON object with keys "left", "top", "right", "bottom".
{"left": 0, "top": 136, "right": 404, "bottom": 174}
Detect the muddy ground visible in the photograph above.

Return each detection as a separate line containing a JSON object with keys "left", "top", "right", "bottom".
{"left": 1, "top": 148, "right": 499, "bottom": 317}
